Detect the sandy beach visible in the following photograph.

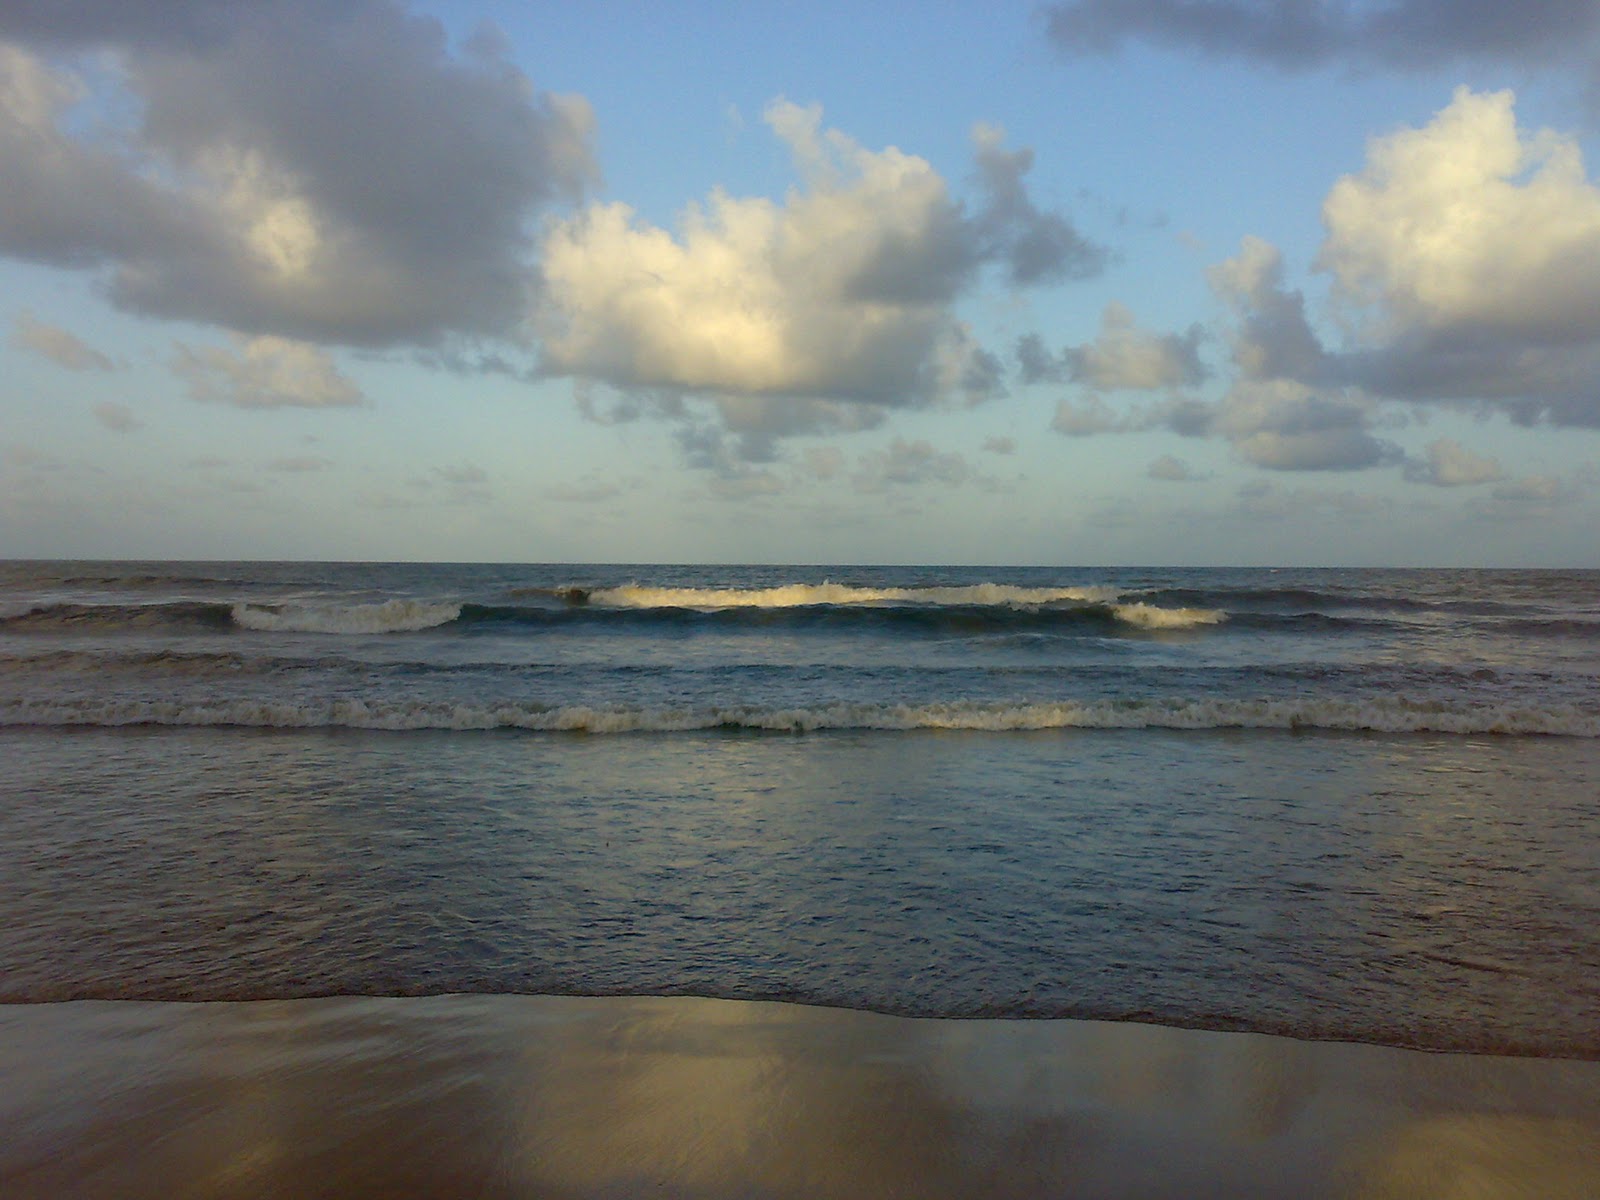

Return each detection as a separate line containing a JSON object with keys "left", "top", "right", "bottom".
{"left": 4, "top": 994, "right": 1598, "bottom": 1199}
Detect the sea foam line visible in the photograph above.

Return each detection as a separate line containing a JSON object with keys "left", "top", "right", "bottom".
{"left": 3, "top": 697, "right": 1594, "bottom": 736}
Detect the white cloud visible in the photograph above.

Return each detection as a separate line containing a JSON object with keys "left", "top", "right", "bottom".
{"left": 1403, "top": 437, "right": 1505, "bottom": 486}
{"left": 10, "top": 311, "right": 114, "bottom": 371}
{"left": 983, "top": 436, "right": 1017, "bottom": 455}
{"left": 1322, "top": 89, "right": 1600, "bottom": 341}
{"left": 1316, "top": 88, "right": 1600, "bottom": 424}
{"left": 536, "top": 102, "right": 1100, "bottom": 441}
{"left": 173, "top": 335, "right": 363, "bottom": 408}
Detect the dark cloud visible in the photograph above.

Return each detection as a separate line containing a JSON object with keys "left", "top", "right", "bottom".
{"left": 0, "top": 0, "right": 594, "bottom": 346}
{"left": 1156, "top": 382, "right": 1401, "bottom": 471}
{"left": 0, "top": 0, "right": 296, "bottom": 50}
{"left": 1043, "top": 0, "right": 1600, "bottom": 71}
{"left": 970, "top": 126, "right": 1109, "bottom": 286}
{"left": 1237, "top": 393, "right": 1393, "bottom": 473}
{"left": 1016, "top": 332, "right": 1068, "bottom": 385}
{"left": 1208, "top": 237, "right": 1326, "bottom": 383}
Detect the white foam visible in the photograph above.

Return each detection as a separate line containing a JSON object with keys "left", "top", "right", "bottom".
{"left": 587, "top": 582, "right": 1122, "bottom": 609}
{"left": 231, "top": 599, "right": 461, "bottom": 634}
{"left": 4, "top": 697, "right": 1595, "bottom": 736}
{"left": 1111, "top": 602, "right": 1228, "bottom": 629}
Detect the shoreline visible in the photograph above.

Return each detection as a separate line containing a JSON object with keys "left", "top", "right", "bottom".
{"left": 6, "top": 994, "right": 1599, "bottom": 1199}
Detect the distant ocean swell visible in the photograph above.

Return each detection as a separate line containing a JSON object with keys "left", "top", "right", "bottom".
{"left": 7, "top": 591, "right": 1592, "bottom": 638}
{"left": 1, "top": 595, "right": 1229, "bottom": 635}
{"left": 4, "top": 695, "right": 1594, "bottom": 735}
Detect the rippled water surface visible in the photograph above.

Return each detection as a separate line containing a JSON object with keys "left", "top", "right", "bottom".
{"left": 2, "top": 562, "right": 1597, "bottom": 1055}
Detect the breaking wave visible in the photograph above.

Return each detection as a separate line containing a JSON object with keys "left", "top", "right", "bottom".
{"left": 4, "top": 696, "right": 1594, "bottom": 736}
{"left": 585, "top": 582, "right": 1123, "bottom": 608}
{"left": 1, "top": 593, "right": 1227, "bottom": 635}
{"left": 231, "top": 599, "right": 462, "bottom": 634}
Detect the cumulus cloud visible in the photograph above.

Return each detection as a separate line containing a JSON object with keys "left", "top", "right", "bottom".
{"left": 173, "top": 335, "right": 363, "bottom": 408}
{"left": 10, "top": 311, "right": 114, "bottom": 370}
{"left": 1074, "top": 112, "right": 1600, "bottom": 479}
{"left": 0, "top": 1, "right": 594, "bottom": 346}
{"left": 536, "top": 101, "right": 1102, "bottom": 442}
{"left": 1147, "top": 379, "right": 1399, "bottom": 472}
{"left": 1322, "top": 89, "right": 1600, "bottom": 340}
{"left": 1043, "top": 0, "right": 1600, "bottom": 71}
{"left": 93, "top": 402, "right": 141, "bottom": 432}
{"left": 1403, "top": 437, "right": 1505, "bottom": 486}
{"left": 1318, "top": 88, "right": 1600, "bottom": 426}
{"left": 1074, "top": 302, "right": 1206, "bottom": 389}
{"left": 1207, "top": 381, "right": 1399, "bottom": 471}
{"left": 1017, "top": 305, "right": 1205, "bottom": 390}
{"left": 983, "top": 435, "right": 1017, "bottom": 455}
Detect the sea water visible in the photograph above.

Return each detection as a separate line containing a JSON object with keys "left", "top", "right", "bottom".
{"left": 2, "top": 562, "right": 1597, "bottom": 1055}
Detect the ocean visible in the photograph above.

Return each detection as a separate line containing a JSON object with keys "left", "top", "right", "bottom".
{"left": 3, "top": 560, "right": 1597, "bottom": 1058}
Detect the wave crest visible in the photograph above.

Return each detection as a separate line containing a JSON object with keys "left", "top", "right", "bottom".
{"left": 1111, "top": 602, "right": 1227, "bottom": 629}
{"left": 231, "top": 600, "right": 462, "bottom": 634}
{"left": 587, "top": 582, "right": 1122, "bottom": 609}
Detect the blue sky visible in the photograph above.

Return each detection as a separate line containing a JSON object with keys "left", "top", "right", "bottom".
{"left": 4, "top": 0, "right": 1600, "bottom": 565}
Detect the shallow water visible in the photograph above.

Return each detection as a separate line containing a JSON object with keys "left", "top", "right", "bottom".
{"left": 3, "top": 724, "right": 1597, "bottom": 1054}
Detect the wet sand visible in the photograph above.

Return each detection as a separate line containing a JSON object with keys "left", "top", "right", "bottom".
{"left": 4, "top": 994, "right": 1599, "bottom": 1199}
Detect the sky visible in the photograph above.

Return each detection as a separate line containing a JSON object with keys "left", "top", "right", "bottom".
{"left": 4, "top": 0, "right": 1600, "bottom": 566}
